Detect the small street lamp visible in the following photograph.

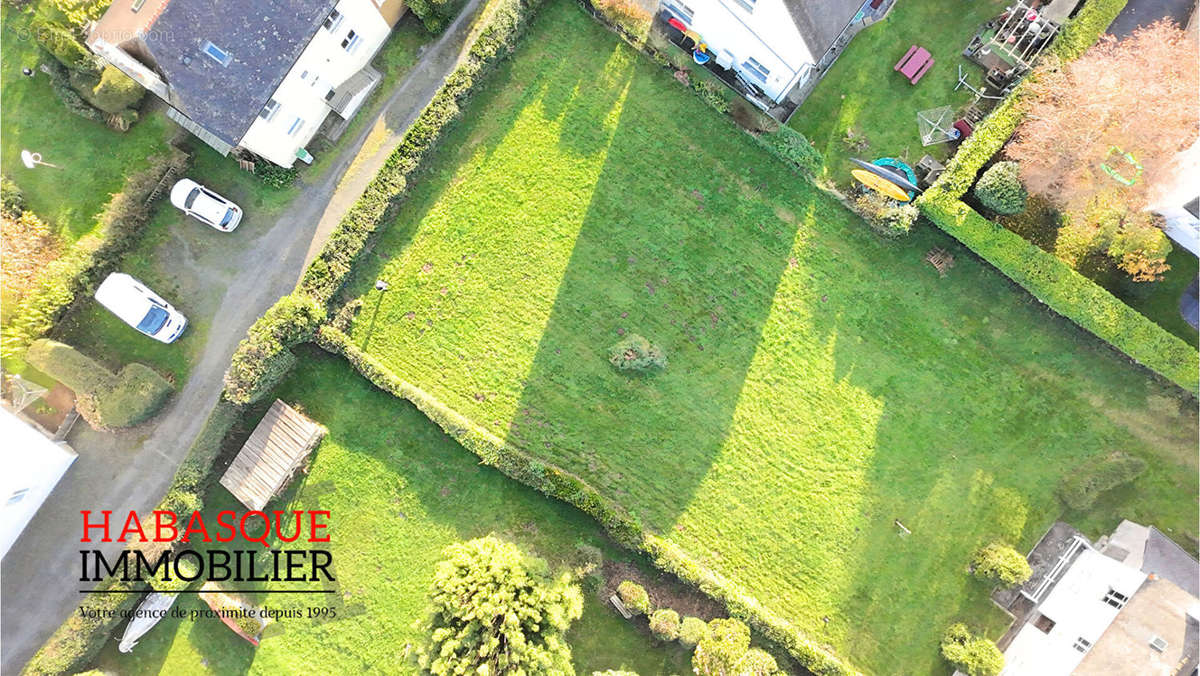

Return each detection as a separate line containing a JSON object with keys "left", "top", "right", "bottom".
{"left": 375, "top": 279, "right": 389, "bottom": 292}
{"left": 362, "top": 280, "right": 390, "bottom": 350}
{"left": 20, "top": 150, "right": 59, "bottom": 169}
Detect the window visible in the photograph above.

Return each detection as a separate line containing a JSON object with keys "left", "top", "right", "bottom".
{"left": 1149, "top": 636, "right": 1168, "bottom": 652}
{"left": 131, "top": 0, "right": 146, "bottom": 11}
{"left": 287, "top": 116, "right": 304, "bottom": 136}
{"left": 202, "top": 40, "right": 232, "bottom": 66}
{"left": 1072, "top": 637, "right": 1092, "bottom": 653}
{"left": 731, "top": 0, "right": 755, "bottom": 11}
{"left": 7, "top": 488, "right": 28, "bottom": 505}
{"left": 324, "top": 87, "right": 337, "bottom": 101}
{"left": 259, "top": 98, "right": 280, "bottom": 121}
{"left": 1032, "top": 614, "right": 1056, "bottom": 634}
{"left": 323, "top": 8, "right": 343, "bottom": 31}
{"left": 665, "top": 1, "right": 693, "bottom": 22}
{"left": 1102, "top": 588, "right": 1129, "bottom": 609}
{"left": 341, "top": 30, "right": 360, "bottom": 53}
{"left": 741, "top": 57, "right": 769, "bottom": 83}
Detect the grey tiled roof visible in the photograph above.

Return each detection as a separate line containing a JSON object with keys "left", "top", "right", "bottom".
{"left": 145, "top": 0, "right": 338, "bottom": 145}
{"left": 782, "top": 0, "right": 863, "bottom": 58}
{"left": 1144, "top": 527, "right": 1199, "bottom": 597}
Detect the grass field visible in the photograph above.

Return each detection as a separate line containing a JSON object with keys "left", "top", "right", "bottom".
{"left": 96, "top": 351, "right": 694, "bottom": 675}
{"left": 336, "top": 2, "right": 1199, "bottom": 671}
{"left": 788, "top": 0, "right": 1005, "bottom": 185}
{"left": 0, "top": 6, "right": 171, "bottom": 243}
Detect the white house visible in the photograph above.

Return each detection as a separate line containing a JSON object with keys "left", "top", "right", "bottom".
{"left": 656, "top": 0, "right": 864, "bottom": 106}
{"left": 0, "top": 409, "right": 78, "bottom": 560}
{"left": 998, "top": 521, "right": 1200, "bottom": 676}
{"left": 87, "top": 0, "right": 406, "bottom": 167}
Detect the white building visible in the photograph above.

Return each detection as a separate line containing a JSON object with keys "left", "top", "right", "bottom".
{"left": 998, "top": 521, "right": 1199, "bottom": 676}
{"left": 656, "top": 0, "right": 864, "bottom": 108}
{"left": 0, "top": 409, "right": 78, "bottom": 559}
{"left": 87, "top": 0, "right": 406, "bottom": 167}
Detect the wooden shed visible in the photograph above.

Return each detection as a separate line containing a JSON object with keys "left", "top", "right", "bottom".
{"left": 220, "top": 400, "right": 325, "bottom": 511}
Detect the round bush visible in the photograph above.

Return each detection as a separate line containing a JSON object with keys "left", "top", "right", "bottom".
{"left": 971, "top": 542, "right": 1032, "bottom": 587}
{"left": 90, "top": 65, "right": 144, "bottom": 113}
{"left": 649, "top": 608, "right": 680, "bottom": 641}
{"left": 974, "top": 161, "right": 1028, "bottom": 215}
{"left": 616, "top": 580, "right": 651, "bottom": 616}
{"left": 609, "top": 334, "right": 666, "bottom": 372}
{"left": 853, "top": 191, "right": 918, "bottom": 238}
{"left": 941, "top": 623, "right": 1004, "bottom": 676}
{"left": 738, "top": 647, "right": 780, "bottom": 675}
{"left": 678, "top": 616, "right": 709, "bottom": 647}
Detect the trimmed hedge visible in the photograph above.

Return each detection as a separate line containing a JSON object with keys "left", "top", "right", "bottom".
{"left": 22, "top": 575, "right": 145, "bottom": 676}
{"left": 753, "top": 125, "right": 823, "bottom": 178}
{"left": 973, "top": 161, "right": 1026, "bottom": 215}
{"left": 408, "top": 0, "right": 467, "bottom": 33}
{"left": 26, "top": 339, "right": 172, "bottom": 428}
{"left": 2, "top": 148, "right": 190, "bottom": 360}
{"left": 316, "top": 326, "right": 859, "bottom": 675}
{"left": 917, "top": 198, "right": 1197, "bottom": 390}
{"left": 1058, "top": 450, "right": 1147, "bottom": 510}
{"left": 222, "top": 294, "right": 325, "bottom": 405}
{"left": 916, "top": 0, "right": 1198, "bottom": 392}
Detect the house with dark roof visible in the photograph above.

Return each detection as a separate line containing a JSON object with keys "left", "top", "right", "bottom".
{"left": 86, "top": 0, "right": 406, "bottom": 167}
{"left": 655, "top": 0, "right": 868, "bottom": 118}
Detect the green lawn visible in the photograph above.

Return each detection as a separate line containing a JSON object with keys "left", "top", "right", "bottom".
{"left": 335, "top": 2, "right": 1198, "bottom": 672}
{"left": 96, "top": 350, "right": 695, "bottom": 675}
{"left": 788, "top": 0, "right": 1006, "bottom": 184}
{"left": 0, "top": 5, "right": 171, "bottom": 243}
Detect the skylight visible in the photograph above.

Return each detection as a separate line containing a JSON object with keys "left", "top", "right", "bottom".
{"left": 202, "top": 41, "right": 232, "bottom": 66}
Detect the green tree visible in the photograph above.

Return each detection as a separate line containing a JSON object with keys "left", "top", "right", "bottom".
{"left": 423, "top": 536, "right": 583, "bottom": 676}
{"left": 973, "top": 161, "right": 1028, "bottom": 215}
{"left": 941, "top": 623, "right": 1004, "bottom": 676}
{"left": 971, "top": 542, "right": 1032, "bottom": 587}
{"left": 90, "top": 65, "right": 144, "bottom": 113}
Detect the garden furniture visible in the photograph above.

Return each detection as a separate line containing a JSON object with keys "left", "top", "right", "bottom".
{"left": 894, "top": 45, "right": 934, "bottom": 84}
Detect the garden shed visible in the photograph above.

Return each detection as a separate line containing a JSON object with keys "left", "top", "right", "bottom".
{"left": 220, "top": 400, "right": 325, "bottom": 511}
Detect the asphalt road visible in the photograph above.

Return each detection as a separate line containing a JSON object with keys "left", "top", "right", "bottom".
{"left": 0, "top": 1, "right": 485, "bottom": 670}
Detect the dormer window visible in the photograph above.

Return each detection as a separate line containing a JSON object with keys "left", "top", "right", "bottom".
{"left": 323, "top": 9, "right": 343, "bottom": 31}
{"left": 259, "top": 99, "right": 280, "bottom": 121}
{"left": 202, "top": 40, "right": 232, "bottom": 66}
{"left": 341, "top": 30, "right": 360, "bottom": 53}
{"left": 731, "top": 0, "right": 755, "bottom": 12}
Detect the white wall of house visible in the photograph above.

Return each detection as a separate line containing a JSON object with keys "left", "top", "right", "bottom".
{"left": 660, "top": 0, "right": 816, "bottom": 102}
{"left": 239, "top": 0, "right": 392, "bottom": 167}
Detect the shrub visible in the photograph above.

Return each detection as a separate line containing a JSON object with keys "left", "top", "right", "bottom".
{"left": 852, "top": 191, "right": 918, "bottom": 238}
{"left": 940, "top": 623, "right": 1004, "bottom": 676}
{"left": 26, "top": 339, "right": 172, "bottom": 428}
{"left": 617, "top": 580, "right": 651, "bottom": 615}
{"left": 223, "top": 294, "right": 325, "bottom": 405}
{"left": 41, "top": 58, "right": 107, "bottom": 123}
{"left": 421, "top": 536, "right": 583, "bottom": 675}
{"left": 609, "top": 334, "right": 666, "bottom": 372}
{"left": 22, "top": 575, "right": 144, "bottom": 676}
{"left": 90, "top": 64, "right": 144, "bottom": 113}
{"left": 739, "top": 648, "right": 781, "bottom": 675}
{"left": 973, "top": 161, "right": 1027, "bottom": 215}
{"left": 2, "top": 211, "right": 61, "bottom": 302}
{"left": 915, "top": 197, "right": 1197, "bottom": 391}
{"left": 649, "top": 608, "right": 681, "bottom": 641}
{"left": 574, "top": 542, "right": 604, "bottom": 574}
{"left": 1, "top": 174, "right": 24, "bottom": 217}
{"left": 756, "top": 126, "right": 823, "bottom": 177}
{"left": 253, "top": 161, "right": 299, "bottom": 189}
{"left": 1058, "top": 451, "right": 1148, "bottom": 510}
{"left": 693, "top": 618, "right": 759, "bottom": 676}
{"left": 49, "top": 0, "right": 111, "bottom": 28}
{"left": 971, "top": 542, "right": 1032, "bottom": 587}
{"left": 33, "top": 18, "right": 96, "bottom": 71}
{"left": 407, "top": 0, "right": 466, "bottom": 33}
{"left": 678, "top": 615, "right": 709, "bottom": 647}
{"left": 591, "top": 0, "right": 651, "bottom": 40}
{"left": 593, "top": 672, "right": 638, "bottom": 676}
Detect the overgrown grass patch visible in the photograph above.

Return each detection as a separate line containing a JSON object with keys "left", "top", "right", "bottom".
{"left": 339, "top": 2, "right": 1198, "bottom": 671}
{"left": 96, "top": 350, "right": 693, "bottom": 675}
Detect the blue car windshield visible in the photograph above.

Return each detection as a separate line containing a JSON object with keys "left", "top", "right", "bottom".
{"left": 137, "top": 306, "right": 170, "bottom": 334}
{"left": 220, "top": 209, "right": 234, "bottom": 226}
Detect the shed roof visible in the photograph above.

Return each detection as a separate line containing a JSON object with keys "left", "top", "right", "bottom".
{"left": 220, "top": 400, "right": 325, "bottom": 511}
{"left": 132, "top": 0, "right": 337, "bottom": 145}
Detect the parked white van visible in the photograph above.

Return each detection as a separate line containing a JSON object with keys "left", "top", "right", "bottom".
{"left": 94, "top": 273, "right": 187, "bottom": 343}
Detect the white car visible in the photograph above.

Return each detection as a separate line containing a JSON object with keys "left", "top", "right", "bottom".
{"left": 169, "top": 179, "right": 242, "bottom": 231}
{"left": 94, "top": 273, "right": 187, "bottom": 344}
